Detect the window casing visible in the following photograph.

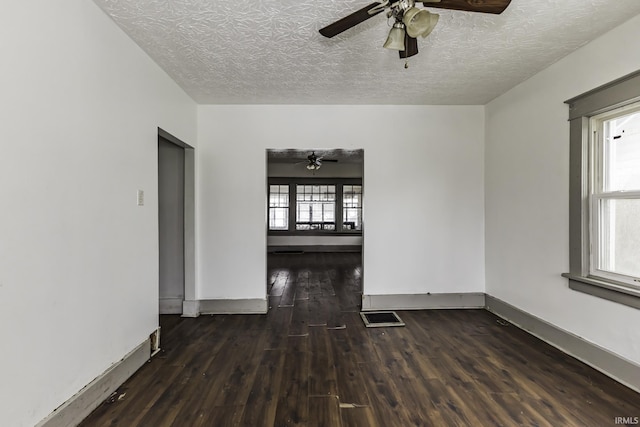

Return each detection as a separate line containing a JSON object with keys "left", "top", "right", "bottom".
{"left": 563, "top": 70, "right": 640, "bottom": 309}
{"left": 267, "top": 178, "right": 363, "bottom": 235}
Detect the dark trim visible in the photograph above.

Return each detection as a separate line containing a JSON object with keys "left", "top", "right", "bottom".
{"left": 157, "top": 128, "right": 196, "bottom": 308}
{"left": 158, "top": 127, "right": 193, "bottom": 149}
{"left": 336, "top": 183, "right": 344, "bottom": 231}
{"left": 362, "top": 293, "right": 486, "bottom": 310}
{"left": 565, "top": 69, "right": 640, "bottom": 120}
{"left": 564, "top": 69, "right": 640, "bottom": 309}
{"left": 269, "top": 177, "right": 362, "bottom": 185}
{"left": 562, "top": 274, "right": 640, "bottom": 309}
{"left": 289, "top": 184, "right": 297, "bottom": 231}
{"left": 269, "top": 231, "right": 362, "bottom": 237}
{"left": 567, "top": 117, "right": 590, "bottom": 276}
{"left": 199, "top": 299, "right": 268, "bottom": 314}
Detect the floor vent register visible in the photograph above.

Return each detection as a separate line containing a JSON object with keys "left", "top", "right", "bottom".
{"left": 360, "top": 311, "right": 405, "bottom": 328}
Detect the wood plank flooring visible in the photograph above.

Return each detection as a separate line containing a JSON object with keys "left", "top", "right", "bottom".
{"left": 80, "top": 252, "right": 640, "bottom": 426}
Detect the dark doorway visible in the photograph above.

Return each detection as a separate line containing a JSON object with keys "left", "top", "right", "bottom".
{"left": 158, "top": 136, "right": 185, "bottom": 314}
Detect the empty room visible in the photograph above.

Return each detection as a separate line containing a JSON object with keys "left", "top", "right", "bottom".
{"left": 2, "top": 0, "right": 640, "bottom": 426}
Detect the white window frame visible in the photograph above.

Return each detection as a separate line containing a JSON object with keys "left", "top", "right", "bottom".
{"left": 588, "top": 105, "right": 640, "bottom": 287}
{"left": 563, "top": 70, "right": 640, "bottom": 309}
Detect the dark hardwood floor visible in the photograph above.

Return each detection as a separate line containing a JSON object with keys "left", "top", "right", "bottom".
{"left": 80, "top": 252, "right": 640, "bottom": 426}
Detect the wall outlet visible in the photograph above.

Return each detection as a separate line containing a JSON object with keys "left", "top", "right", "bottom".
{"left": 137, "top": 190, "right": 144, "bottom": 206}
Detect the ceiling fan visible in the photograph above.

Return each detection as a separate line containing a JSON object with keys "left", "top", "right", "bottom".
{"left": 300, "top": 151, "right": 338, "bottom": 170}
{"left": 319, "top": 0, "right": 512, "bottom": 60}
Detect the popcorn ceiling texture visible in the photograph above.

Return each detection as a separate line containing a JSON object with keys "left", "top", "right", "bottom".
{"left": 93, "top": 0, "right": 640, "bottom": 104}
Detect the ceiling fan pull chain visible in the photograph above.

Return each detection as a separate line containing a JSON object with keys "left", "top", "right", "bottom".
{"left": 404, "top": 60, "right": 409, "bottom": 69}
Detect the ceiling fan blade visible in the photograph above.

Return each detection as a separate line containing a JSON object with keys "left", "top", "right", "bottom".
{"left": 319, "top": 2, "right": 386, "bottom": 38}
{"left": 399, "top": 36, "right": 418, "bottom": 58}
{"left": 418, "top": 0, "right": 511, "bottom": 14}
{"left": 316, "top": 154, "right": 338, "bottom": 163}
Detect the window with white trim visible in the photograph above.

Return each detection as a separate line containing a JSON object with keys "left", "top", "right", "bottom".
{"left": 590, "top": 105, "right": 640, "bottom": 285}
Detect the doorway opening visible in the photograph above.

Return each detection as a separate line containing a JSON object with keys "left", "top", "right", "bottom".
{"left": 158, "top": 128, "right": 195, "bottom": 315}
{"left": 265, "top": 149, "right": 364, "bottom": 314}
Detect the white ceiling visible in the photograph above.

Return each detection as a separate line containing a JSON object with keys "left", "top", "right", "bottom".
{"left": 93, "top": 0, "right": 640, "bottom": 105}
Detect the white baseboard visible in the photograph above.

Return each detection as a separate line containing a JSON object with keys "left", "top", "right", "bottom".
{"left": 362, "top": 292, "right": 486, "bottom": 311}
{"left": 159, "top": 297, "right": 183, "bottom": 314}
{"left": 35, "top": 339, "right": 151, "bottom": 427}
{"left": 485, "top": 294, "right": 640, "bottom": 393}
{"left": 181, "top": 299, "right": 200, "bottom": 317}
{"left": 199, "top": 298, "right": 268, "bottom": 314}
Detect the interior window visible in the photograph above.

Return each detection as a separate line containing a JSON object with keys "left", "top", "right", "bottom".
{"left": 268, "top": 184, "right": 289, "bottom": 230}
{"left": 342, "top": 185, "right": 362, "bottom": 231}
{"left": 267, "top": 179, "right": 362, "bottom": 235}
{"left": 296, "top": 185, "right": 336, "bottom": 230}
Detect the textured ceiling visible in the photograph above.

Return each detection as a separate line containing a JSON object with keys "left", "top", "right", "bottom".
{"left": 93, "top": 0, "right": 640, "bottom": 105}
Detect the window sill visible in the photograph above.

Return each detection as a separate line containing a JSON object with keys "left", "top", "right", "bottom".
{"left": 562, "top": 273, "right": 640, "bottom": 309}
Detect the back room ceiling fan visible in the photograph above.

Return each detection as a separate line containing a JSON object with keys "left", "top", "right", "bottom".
{"left": 319, "top": 0, "right": 512, "bottom": 60}
{"left": 298, "top": 151, "right": 339, "bottom": 171}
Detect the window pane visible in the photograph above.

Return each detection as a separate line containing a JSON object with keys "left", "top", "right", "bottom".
{"left": 343, "top": 185, "right": 362, "bottom": 231}
{"left": 342, "top": 185, "right": 362, "bottom": 230}
{"left": 296, "top": 184, "right": 336, "bottom": 230}
{"left": 596, "top": 198, "right": 640, "bottom": 278}
{"left": 269, "top": 208, "right": 288, "bottom": 230}
{"left": 603, "top": 110, "right": 640, "bottom": 192}
{"left": 268, "top": 185, "right": 289, "bottom": 230}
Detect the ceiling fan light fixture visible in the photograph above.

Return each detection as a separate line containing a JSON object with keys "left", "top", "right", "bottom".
{"left": 383, "top": 22, "right": 406, "bottom": 51}
{"left": 403, "top": 8, "right": 439, "bottom": 38}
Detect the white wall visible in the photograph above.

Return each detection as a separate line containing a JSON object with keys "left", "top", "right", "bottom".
{"left": 197, "top": 105, "right": 485, "bottom": 300}
{"left": 485, "top": 14, "right": 640, "bottom": 364}
{"left": 0, "top": 1, "right": 196, "bottom": 426}
{"left": 268, "top": 161, "right": 363, "bottom": 178}
{"left": 268, "top": 235, "right": 363, "bottom": 248}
